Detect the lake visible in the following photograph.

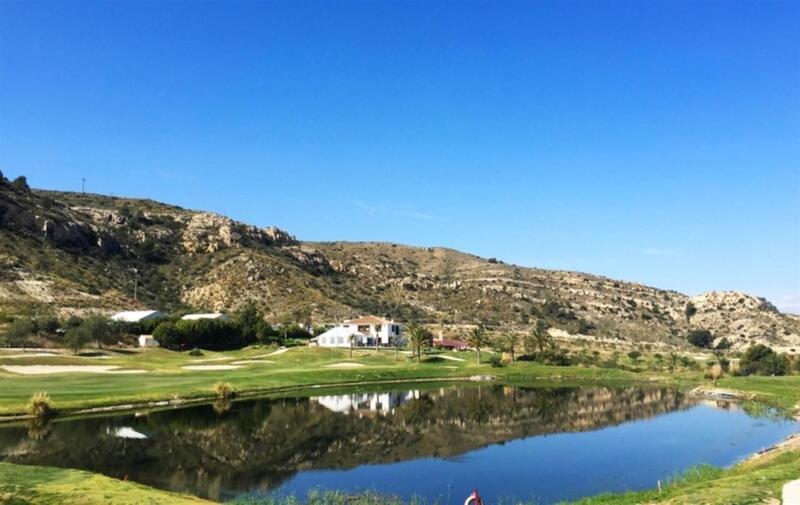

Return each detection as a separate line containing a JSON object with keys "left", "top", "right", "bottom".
{"left": 0, "top": 383, "right": 797, "bottom": 504}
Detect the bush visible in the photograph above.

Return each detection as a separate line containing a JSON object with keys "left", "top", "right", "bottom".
{"left": 27, "top": 392, "right": 53, "bottom": 418}
{"left": 687, "top": 329, "right": 713, "bottom": 349}
{"left": 155, "top": 319, "right": 248, "bottom": 351}
{"left": 153, "top": 321, "right": 182, "bottom": 349}
{"left": 487, "top": 354, "right": 505, "bottom": 368}
{"left": 11, "top": 176, "right": 30, "bottom": 191}
{"left": 188, "top": 348, "right": 204, "bottom": 356}
{"left": 627, "top": 350, "right": 642, "bottom": 361}
{"left": 739, "top": 344, "right": 789, "bottom": 376}
{"left": 213, "top": 382, "right": 236, "bottom": 399}
{"left": 64, "top": 326, "right": 90, "bottom": 354}
{"left": 715, "top": 337, "right": 732, "bottom": 350}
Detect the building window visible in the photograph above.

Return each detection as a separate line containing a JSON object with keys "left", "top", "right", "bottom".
{"left": 337, "top": 336, "right": 343, "bottom": 344}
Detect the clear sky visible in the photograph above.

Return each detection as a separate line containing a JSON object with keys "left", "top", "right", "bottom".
{"left": 1, "top": 0, "right": 798, "bottom": 311}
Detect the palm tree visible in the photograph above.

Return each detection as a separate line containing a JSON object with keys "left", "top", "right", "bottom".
{"left": 406, "top": 323, "right": 430, "bottom": 363}
{"left": 347, "top": 333, "right": 357, "bottom": 359}
{"left": 528, "top": 319, "right": 552, "bottom": 357}
{"left": 466, "top": 326, "right": 488, "bottom": 364}
{"left": 389, "top": 335, "right": 404, "bottom": 361}
{"left": 499, "top": 333, "right": 518, "bottom": 363}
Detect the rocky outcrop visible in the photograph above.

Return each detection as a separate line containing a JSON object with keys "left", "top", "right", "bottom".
{"left": 180, "top": 213, "right": 296, "bottom": 254}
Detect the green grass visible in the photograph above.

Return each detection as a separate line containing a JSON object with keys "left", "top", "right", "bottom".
{"left": 0, "top": 462, "right": 209, "bottom": 504}
{"left": 0, "top": 346, "right": 644, "bottom": 416}
{"left": 0, "top": 347, "right": 798, "bottom": 505}
{"left": 1, "top": 346, "right": 799, "bottom": 418}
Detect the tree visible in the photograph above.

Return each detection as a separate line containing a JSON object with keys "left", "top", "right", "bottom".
{"left": 524, "top": 320, "right": 552, "bottom": 358}
{"left": 466, "top": 326, "right": 489, "bottom": 364}
{"left": 64, "top": 327, "right": 90, "bottom": 354}
{"left": 82, "top": 315, "right": 111, "bottom": 349}
{"left": 11, "top": 176, "right": 29, "bottom": 191}
{"left": 389, "top": 334, "right": 404, "bottom": 361}
{"left": 153, "top": 321, "right": 182, "bottom": 349}
{"left": 687, "top": 329, "right": 713, "bottom": 349}
{"left": 3, "top": 318, "right": 35, "bottom": 350}
{"left": 347, "top": 333, "right": 357, "bottom": 359}
{"left": 235, "top": 301, "right": 263, "bottom": 341}
{"left": 406, "top": 323, "right": 431, "bottom": 363}
{"left": 740, "top": 344, "right": 789, "bottom": 376}
{"left": 684, "top": 302, "right": 697, "bottom": 324}
{"left": 497, "top": 333, "right": 518, "bottom": 363}
{"left": 709, "top": 363, "right": 723, "bottom": 385}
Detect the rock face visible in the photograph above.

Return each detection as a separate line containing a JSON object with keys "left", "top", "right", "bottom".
{"left": 181, "top": 212, "right": 296, "bottom": 253}
{"left": 1, "top": 182, "right": 798, "bottom": 349}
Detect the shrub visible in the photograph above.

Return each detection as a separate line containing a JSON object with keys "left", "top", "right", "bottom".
{"left": 213, "top": 382, "right": 236, "bottom": 399}
{"left": 155, "top": 319, "right": 247, "bottom": 351}
{"left": 188, "top": 348, "right": 204, "bottom": 356}
{"left": 687, "top": 329, "right": 713, "bottom": 349}
{"left": 715, "top": 337, "right": 732, "bottom": 350}
{"left": 487, "top": 354, "right": 505, "bottom": 368}
{"left": 739, "top": 344, "right": 789, "bottom": 376}
{"left": 153, "top": 321, "right": 182, "bottom": 349}
{"left": 64, "top": 326, "right": 90, "bottom": 354}
{"left": 27, "top": 392, "right": 53, "bottom": 418}
{"left": 627, "top": 350, "right": 642, "bottom": 362}
{"left": 11, "top": 176, "right": 30, "bottom": 191}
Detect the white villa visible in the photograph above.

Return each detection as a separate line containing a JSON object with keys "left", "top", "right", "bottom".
{"left": 180, "top": 313, "right": 231, "bottom": 321}
{"left": 111, "top": 310, "right": 166, "bottom": 323}
{"left": 313, "top": 316, "right": 403, "bottom": 348}
{"left": 312, "top": 391, "right": 419, "bottom": 416}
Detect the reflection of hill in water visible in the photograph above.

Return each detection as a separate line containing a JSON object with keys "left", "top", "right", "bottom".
{"left": 0, "top": 385, "right": 694, "bottom": 500}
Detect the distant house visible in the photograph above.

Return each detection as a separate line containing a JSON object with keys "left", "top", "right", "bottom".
{"left": 433, "top": 338, "right": 469, "bottom": 351}
{"left": 138, "top": 335, "right": 159, "bottom": 348}
{"left": 313, "top": 316, "right": 402, "bottom": 348}
{"left": 110, "top": 310, "right": 166, "bottom": 323}
{"left": 180, "top": 313, "right": 231, "bottom": 321}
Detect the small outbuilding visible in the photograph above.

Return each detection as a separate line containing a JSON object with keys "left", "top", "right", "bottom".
{"left": 111, "top": 310, "right": 166, "bottom": 323}
{"left": 180, "top": 313, "right": 231, "bottom": 321}
{"left": 138, "top": 335, "right": 159, "bottom": 348}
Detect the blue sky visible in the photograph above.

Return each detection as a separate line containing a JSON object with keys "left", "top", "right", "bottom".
{"left": 1, "top": 0, "right": 798, "bottom": 311}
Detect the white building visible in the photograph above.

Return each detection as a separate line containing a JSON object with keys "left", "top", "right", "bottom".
{"left": 313, "top": 316, "right": 402, "bottom": 347}
{"left": 312, "top": 391, "right": 418, "bottom": 416}
{"left": 180, "top": 313, "right": 231, "bottom": 321}
{"left": 111, "top": 310, "right": 166, "bottom": 323}
{"left": 138, "top": 335, "right": 159, "bottom": 348}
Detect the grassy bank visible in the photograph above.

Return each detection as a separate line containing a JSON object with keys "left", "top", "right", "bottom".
{"left": 0, "top": 346, "right": 648, "bottom": 417}
{"left": 0, "top": 462, "right": 209, "bottom": 504}
{"left": 2, "top": 345, "right": 799, "bottom": 419}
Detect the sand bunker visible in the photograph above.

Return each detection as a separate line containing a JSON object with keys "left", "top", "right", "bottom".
{"left": 190, "top": 356, "right": 233, "bottom": 363}
{"left": 435, "top": 354, "right": 465, "bottom": 362}
{"left": 231, "top": 360, "right": 274, "bottom": 365}
{"left": 181, "top": 364, "right": 242, "bottom": 371}
{"left": 267, "top": 348, "right": 291, "bottom": 356}
{"left": 325, "top": 362, "right": 366, "bottom": 368}
{"left": 1, "top": 365, "right": 146, "bottom": 375}
{"left": 0, "top": 353, "right": 60, "bottom": 359}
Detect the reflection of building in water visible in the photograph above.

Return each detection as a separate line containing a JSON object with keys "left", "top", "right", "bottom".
{"left": 313, "top": 391, "right": 419, "bottom": 416}
{"left": 699, "top": 399, "right": 743, "bottom": 412}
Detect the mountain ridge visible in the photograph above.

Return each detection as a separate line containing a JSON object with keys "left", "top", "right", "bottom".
{"left": 1, "top": 175, "right": 798, "bottom": 350}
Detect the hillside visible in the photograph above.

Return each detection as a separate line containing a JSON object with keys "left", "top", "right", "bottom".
{"left": 1, "top": 175, "right": 798, "bottom": 349}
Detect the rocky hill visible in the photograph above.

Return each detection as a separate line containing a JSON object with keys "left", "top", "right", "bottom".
{"left": 0, "top": 175, "right": 798, "bottom": 349}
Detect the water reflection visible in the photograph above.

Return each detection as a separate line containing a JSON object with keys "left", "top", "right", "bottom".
{"left": 0, "top": 384, "right": 794, "bottom": 503}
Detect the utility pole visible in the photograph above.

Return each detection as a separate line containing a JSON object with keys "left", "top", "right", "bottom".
{"left": 131, "top": 268, "right": 139, "bottom": 301}
{"left": 81, "top": 178, "right": 86, "bottom": 193}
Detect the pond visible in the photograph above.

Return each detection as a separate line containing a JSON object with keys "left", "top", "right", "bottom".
{"left": 0, "top": 384, "right": 797, "bottom": 504}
